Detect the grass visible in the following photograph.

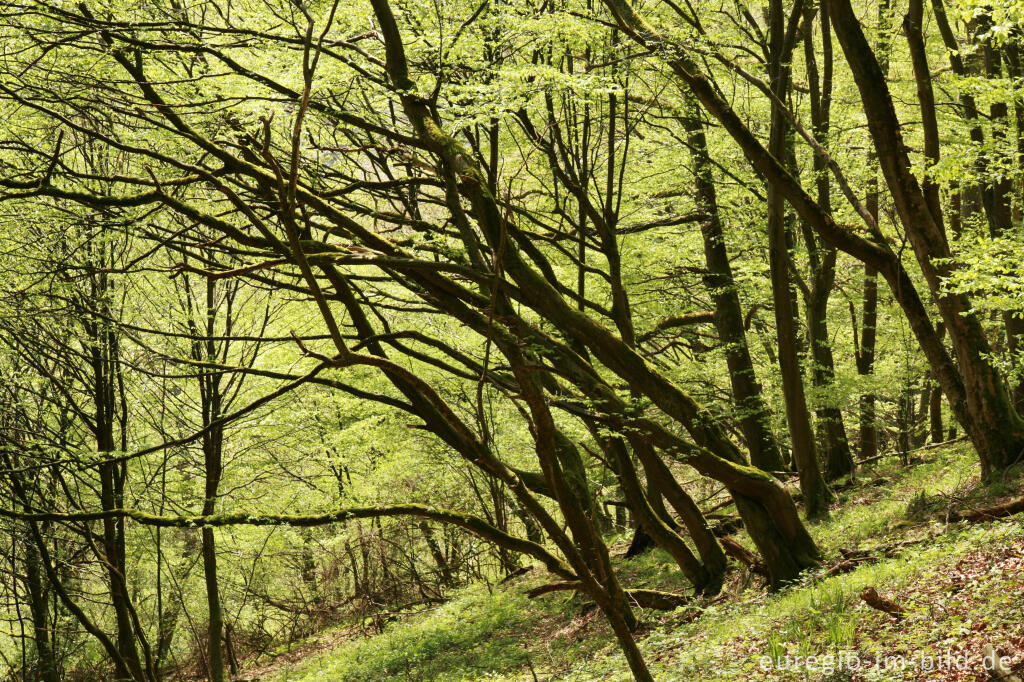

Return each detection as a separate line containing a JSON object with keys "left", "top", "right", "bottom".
{"left": 265, "top": 586, "right": 533, "bottom": 681}
{"left": 261, "top": 444, "right": 1024, "bottom": 682}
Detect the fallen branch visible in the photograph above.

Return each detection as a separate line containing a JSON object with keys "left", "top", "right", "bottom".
{"left": 860, "top": 586, "right": 905, "bottom": 619}
{"left": 858, "top": 436, "right": 966, "bottom": 466}
{"left": 525, "top": 582, "right": 689, "bottom": 610}
{"left": 948, "top": 496, "right": 1024, "bottom": 523}
{"left": 838, "top": 547, "right": 874, "bottom": 560}
{"left": 823, "top": 537, "right": 940, "bottom": 578}
{"left": 526, "top": 582, "right": 581, "bottom": 599}
{"left": 498, "top": 566, "right": 532, "bottom": 584}
{"left": 825, "top": 540, "right": 936, "bottom": 577}
{"left": 627, "top": 589, "right": 691, "bottom": 610}
{"left": 824, "top": 559, "right": 860, "bottom": 577}
{"left": 707, "top": 513, "right": 742, "bottom": 537}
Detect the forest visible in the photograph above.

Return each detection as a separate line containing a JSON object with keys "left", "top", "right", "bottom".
{"left": 0, "top": 0, "right": 1023, "bottom": 679}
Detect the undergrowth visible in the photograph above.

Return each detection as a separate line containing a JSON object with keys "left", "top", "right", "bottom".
{"left": 262, "top": 444, "right": 1024, "bottom": 682}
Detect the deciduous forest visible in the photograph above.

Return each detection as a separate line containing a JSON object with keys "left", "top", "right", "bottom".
{"left": 0, "top": 0, "right": 1023, "bottom": 679}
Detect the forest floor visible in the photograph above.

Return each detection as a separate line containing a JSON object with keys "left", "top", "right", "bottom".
{"left": 250, "top": 442, "right": 1024, "bottom": 681}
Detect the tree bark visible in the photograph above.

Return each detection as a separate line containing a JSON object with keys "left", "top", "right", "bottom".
{"left": 802, "top": 3, "right": 854, "bottom": 480}
{"left": 680, "top": 94, "right": 785, "bottom": 472}
{"left": 766, "top": 0, "right": 832, "bottom": 516}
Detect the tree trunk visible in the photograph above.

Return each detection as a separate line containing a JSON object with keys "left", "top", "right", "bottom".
{"left": 930, "top": 376, "right": 944, "bottom": 443}
{"left": 633, "top": 439, "right": 726, "bottom": 591}
{"left": 200, "top": 415, "right": 225, "bottom": 682}
{"left": 200, "top": 527, "right": 224, "bottom": 682}
{"left": 766, "top": 0, "right": 831, "bottom": 517}
{"left": 419, "top": 521, "right": 454, "bottom": 587}
{"left": 828, "top": 0, "right": 1024, "bottom": 477}
{"left": 24, "top": 538, "right": 60, "bottom": 682}
{"left": 193, "top": 275, "right": 227, "bottom": 682}
{"left": 680, "top": 94, "right": 785, "bottom": 472}
{"left": 99, "top": 462, "right": 145, "bottom": 682}
{"left": 1003, "top": 43, "right": 1024, "bottom": 409}
{"left": 802, "top": 5, "right": 854, "bottom": 480}
{"left": 608, "top": 438, "right": 711, "bottom": 591}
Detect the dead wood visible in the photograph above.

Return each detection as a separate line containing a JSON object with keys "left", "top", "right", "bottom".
{"left": 525, "top": 582, "right": 690, "bottom": 610}
{"left": 948, "top": 496, "right": 1024, "bottom": 523}
{"left": 860, "top": 586, "right": 905, "bottom": 619}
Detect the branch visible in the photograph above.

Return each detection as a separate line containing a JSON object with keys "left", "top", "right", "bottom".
{"left": 0, "top": 503, "right": 577, "bottom": 581}
{"left": 638, "top": 311, "right": 716, "bottom": 343}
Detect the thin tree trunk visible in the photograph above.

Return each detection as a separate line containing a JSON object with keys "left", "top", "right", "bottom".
{"left": 95, "top": 390, "right": 145, "bottom": 682}
{"left": 419, "top": 522, "right": 454, "bottom": 587}
{"left": 192, "top": 275, "right": 227, "bottom": 682}
{"left": 858, "top": 0, "right": 885, "bottom": 457}
{"left": 680, "top": 94, "right": 785, "bottom": 472}
{"left": 802, "top": 4, "right": 854, "bottom": 480}
{"left": 766, "top": 0, "right": 831, "bottom": 517}
{"left": 607, "top": 438, "right": 710, "bottom": 591}
{"left": 24, "top": 532, "right": 60, "bottom": 682}
{"left": 633, "top": 439, "right": 726, "bottom": 591}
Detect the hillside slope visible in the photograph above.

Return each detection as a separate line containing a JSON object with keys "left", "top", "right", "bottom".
{"left": 255, "top": 444, "right": 1024, "bottom": 682}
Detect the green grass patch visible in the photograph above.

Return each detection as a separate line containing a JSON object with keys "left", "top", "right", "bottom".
{"left": 268, "top": 586, "right": 530, "bottom": 681}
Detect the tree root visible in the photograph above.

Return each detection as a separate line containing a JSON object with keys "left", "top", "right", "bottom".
{"left": 720, "top": 536, "right": 767, "bottom": 576}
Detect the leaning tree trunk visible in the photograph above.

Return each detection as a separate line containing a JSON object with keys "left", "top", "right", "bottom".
{"left": 632, "top": 438, "right": 726, "bottom": 592}
{"left": 607, "top": 437, "right": 710, "bottom": 590}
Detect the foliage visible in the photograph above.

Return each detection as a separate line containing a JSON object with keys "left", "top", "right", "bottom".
{"left": 0, "top": 0, "right": 1022, "bottom": 678}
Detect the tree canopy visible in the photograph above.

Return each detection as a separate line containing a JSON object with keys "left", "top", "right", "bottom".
{"left": 0, "top": 0, "right": 1023, "bottom": 679}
